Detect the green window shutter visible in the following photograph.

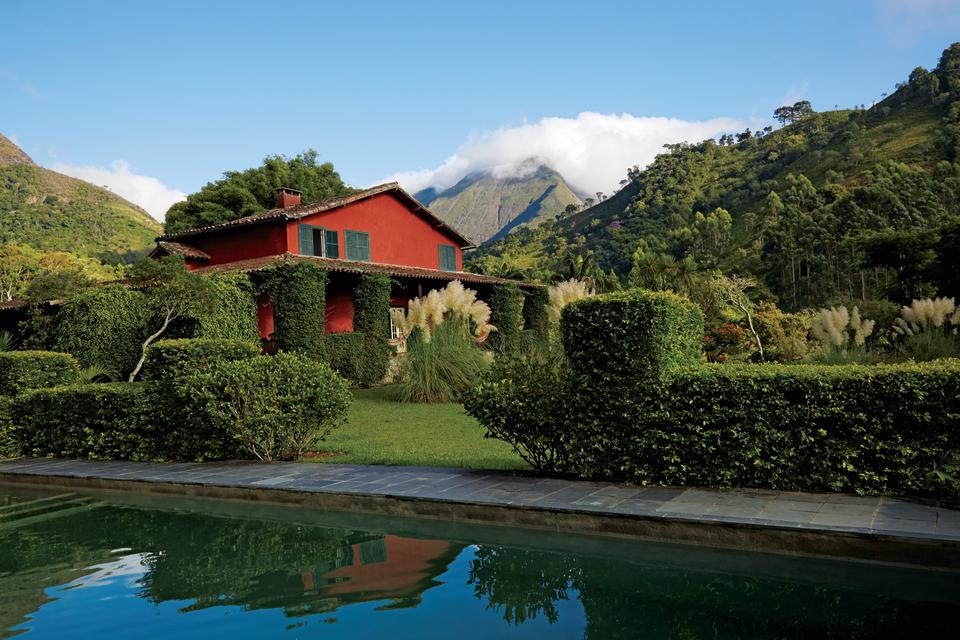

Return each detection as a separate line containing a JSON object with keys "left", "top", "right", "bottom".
{"left": 345, "top": 230, "right": 371, "bottom": 261}
{"left": 439, "top": 244, "right": 456, "bottom": 271}
{"left": 325, "top": 229, "right": 339, "bottom": 259}
{"left": 298, "top": 224, "right": 314, "bottom": 256}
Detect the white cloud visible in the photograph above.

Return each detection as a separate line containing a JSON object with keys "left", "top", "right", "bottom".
{"left": 388, "top": 111, "right": 741, "bottom": 197}
{"left": 51, "top": 160, "right": 186, "bottom": 221}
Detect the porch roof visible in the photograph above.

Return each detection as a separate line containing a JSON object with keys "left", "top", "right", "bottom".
{"left": 192, "top": 253, "right": 540, "bottom": 289}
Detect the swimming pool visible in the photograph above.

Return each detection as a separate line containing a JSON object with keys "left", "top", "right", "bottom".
{"left": 1, "top": 485, "right": 956, "bottom": 639}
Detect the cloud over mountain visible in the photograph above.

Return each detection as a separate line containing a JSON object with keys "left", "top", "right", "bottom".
{"left": 390, "top": 111, "right": 741, "bottom": 197}
{"left": 51, "top": 160, "right": 185, "bottom": 221}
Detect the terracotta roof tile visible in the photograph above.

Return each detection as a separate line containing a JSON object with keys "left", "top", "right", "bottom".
{"left": 193, "top": 253, "right": 540, "bottom": 288}
{"left": 159, "top": 182, "right": 474, "bottom": 247}
{"left": 154, "top": 241, "right": 211, "bottom": 261}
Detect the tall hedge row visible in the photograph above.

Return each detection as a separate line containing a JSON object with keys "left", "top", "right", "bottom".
{"left": 488, "top": 283, "right": 524, "bottom": 352}
{"left": 522, "top": 286, "right": 550, "bottom": 341}
{"left": 465, "top": 288, "right": 960, "bottom": 496}
{"left": 255, "top": 261, "right": 327, "bottom": 355}
{"left": 353, "top": 273, "right": 391, "bottom": 338}
{"left": 0, "top": 351, "right": 80, "bottom": 396}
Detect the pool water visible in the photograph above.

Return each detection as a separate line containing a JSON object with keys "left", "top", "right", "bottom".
{"left": 0, "top": 485, "right": 957, "bottom": 639}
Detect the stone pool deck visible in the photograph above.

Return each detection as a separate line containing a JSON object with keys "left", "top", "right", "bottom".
{"left": 2, "top": 457, "right": 959, "bottom": 568}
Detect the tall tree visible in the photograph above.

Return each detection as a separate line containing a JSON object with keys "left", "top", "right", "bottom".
{"left": 164, "top": 150, "right": 354, "bottom": 234}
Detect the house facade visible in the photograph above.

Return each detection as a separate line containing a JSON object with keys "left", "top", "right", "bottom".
{"left": 150, "top": 183, "right": 534, "bottom": 342}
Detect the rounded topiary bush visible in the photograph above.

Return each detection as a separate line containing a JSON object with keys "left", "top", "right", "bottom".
{"left": 142, "top": 338, "right": 261, "bottom": 381}
{"left": 187, "top": 352, "right": 352, "bottom": 460}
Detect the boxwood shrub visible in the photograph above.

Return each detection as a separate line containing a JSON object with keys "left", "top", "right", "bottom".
{"left": 12, "top": 382, "right": 161, "bottom": 460}
{"left": 325, "top": 332, "right": 390, "bottom": 387}
{"left": 142, "top": 338, "right": 261, "bottom": 381}
{"left": 467, "top": 288, "right": 960, "bottom": 496}
{"left": 353, "top": 273, "right": 391, "bottom": 338}
{"left": 0, "top": 351, "right": 80, "bottom": 396}
{"left": 522, "top": 286, "right": 550, "bottom": 341}
{"left": 186, "top": 352, "right": 352, "bottom": 460}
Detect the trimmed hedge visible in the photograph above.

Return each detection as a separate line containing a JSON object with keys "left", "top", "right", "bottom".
{"left": 12, "top": 383, "right": 161, "bottom": 460}
{"left": 467, "top": 288, "right": 960, "bottom": 496}
{"left": 142, "top": 338, "right": 260, "bottom": 460}
{"left": 255, "top": 262, "right": 327, "bottom": 354}
{"left": 0, "top": 351, "right": 80, "bottom": 396}
{"left": 167, "top": 274, "right": 260, "bottom": 342}
{"left": 54, "top": 284, "right": 148, "bottom": 377}
{"left": 186, "top": 352, "right": 352, "bottom": 460}
{"left": 568, "top": 361, "right": 960, "bottom": 494}
{"left": 142, "top": 338, "right": 261, "bottom": 381}
{"left": 353, "top": 273, "right": 391, "bottom": 338}
{"left": 522, "top": 287, "right": 550, "bottom": 341}
{"left": 325, "top": 332, "right": 390, "bottom": 387}
{"left": 561, "top": 289, "right": 704, "bottom": 382}
{"left": 488, "top": 283, "right": 524, "bottom": 352}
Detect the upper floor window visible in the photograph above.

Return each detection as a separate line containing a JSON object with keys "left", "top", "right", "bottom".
{"left": 345, "top": 230, "right": 371, "bottom": 262}
{"left": 438, "top": 243, "right": 457, "bottom": 271}
{"left": 298, "top": 224, "right": 339, "bottom": 258}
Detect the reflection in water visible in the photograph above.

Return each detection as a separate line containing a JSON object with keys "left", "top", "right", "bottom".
{"left": 0, "top": 487, "right": 957, "bottom": 639}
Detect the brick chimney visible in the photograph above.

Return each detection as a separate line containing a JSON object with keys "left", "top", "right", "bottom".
{"left": 275, "top": 187, "right": 302, "bottom": 209}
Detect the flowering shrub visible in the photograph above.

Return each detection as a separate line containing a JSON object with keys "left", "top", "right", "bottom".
{"left": 703, "top": 323, "right": 751, "bottom": 362}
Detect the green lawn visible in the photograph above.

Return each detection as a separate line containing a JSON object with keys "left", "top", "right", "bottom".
{"left": 303, "top": 385, "right": 528, "bottom": 470}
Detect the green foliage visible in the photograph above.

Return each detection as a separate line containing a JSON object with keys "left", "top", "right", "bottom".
{"left": 561, "top": 289, "right": 704, "bottom": 382}
{"left": 53, "top": 284, "right": 148, "bottom": 378}
{"left": 395, "top": 322, "right": 489, "bottom": 403}
{"left": 255, "top": 261, "right": 328, "bottom": 355}
{"left": 164, "top": 150, "right": 353, "bottom": 234}
{"left": 521, "top": 287, "right": 550, "bottom": 341}
{"left": 469, "top": 288, "right": 960, "bottom": 495}
{"left": 0, "top": 330, "right": 14, "bottom": 352}
{"left": 0, "top": 350, "right": 80, "bottom": 396}
{"left": 324, "top": 332, "right": 390, "bottom": 388}
{"left": 142, "top": 338, "right": 261, "bottom": 460}
{"left": 11, "top": 383, "right": 160, "bottom": 460}
{"left": 166, "top": 273, "right": 260, "bottom": 342}
{"left": 0, "top": 397, "right": 16, "bottom": 457}
{"left": 896, "top": 330, "right": 960, "bottom": 362}
{"left": 751, "top": 303, "right": 810, "bottom": 362}
{"left": 462, "top": 344, "right": 572, "bottom": 470}
{"left": 487, "top": 283, "right": 524, "bottom": 352}
{"left": 141, "top": 338, "right": 261, "bottom": 382}
{"left": 186, "top": 352, "right": 352, "bottom": 460}
{"left": 352, "top": 273, "right": 391, "bottom": 337}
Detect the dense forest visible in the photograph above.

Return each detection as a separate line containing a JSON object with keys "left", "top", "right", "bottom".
{"left": 471, "top": 43, "right": 960, "bottom": 311}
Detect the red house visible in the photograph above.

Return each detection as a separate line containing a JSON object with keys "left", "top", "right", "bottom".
{"left": 150, "top": 183, "right": 533, "bottom": 341}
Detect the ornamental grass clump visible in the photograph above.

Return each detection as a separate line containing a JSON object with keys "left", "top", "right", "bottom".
{"left": 393, "top": 281, "right": 493, "bottom": 403}
{"left": 546, "top": 279, "right": 594, "bottom": 324}
{"left": 892, "top": 297, "right": 960, "bottom": 361}
{"left": 811, "top": 305, "right": 876, "bottom": 364}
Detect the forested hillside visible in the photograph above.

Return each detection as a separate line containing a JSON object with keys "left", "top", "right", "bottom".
{"left": 472, "top": 43, "right": 960, "bottom": 310}
{"left": 0, "top": 134, "right": 162, "bottom": 262}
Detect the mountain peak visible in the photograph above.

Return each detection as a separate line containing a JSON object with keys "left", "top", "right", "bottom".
{"left": 0, "top": 133, "right": 35, "bottom": 166}
{"left": 415, "top": 163, "right": 582, "bottom": 244}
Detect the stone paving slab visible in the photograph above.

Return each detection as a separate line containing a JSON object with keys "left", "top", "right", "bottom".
{"left": 0, "top": 457, "right": 959, "bottom": 545}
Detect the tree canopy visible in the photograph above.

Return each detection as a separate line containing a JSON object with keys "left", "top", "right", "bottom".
{"left": 164, "top": 150, "right": 354, "bottom": 234}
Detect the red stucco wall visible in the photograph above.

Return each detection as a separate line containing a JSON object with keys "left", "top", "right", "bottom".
{"left": 284, "top": 193, "right": 463, "bottom": 271}
{"left": 184, "top": 223, "right": 288, "bottom": 269}
{"left": 325, "top": 292, "right": 355, "bottom": 334}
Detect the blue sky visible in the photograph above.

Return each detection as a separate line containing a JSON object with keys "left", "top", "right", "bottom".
{"left": 2, "top": 0, "right": 959, "bottom": 218}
